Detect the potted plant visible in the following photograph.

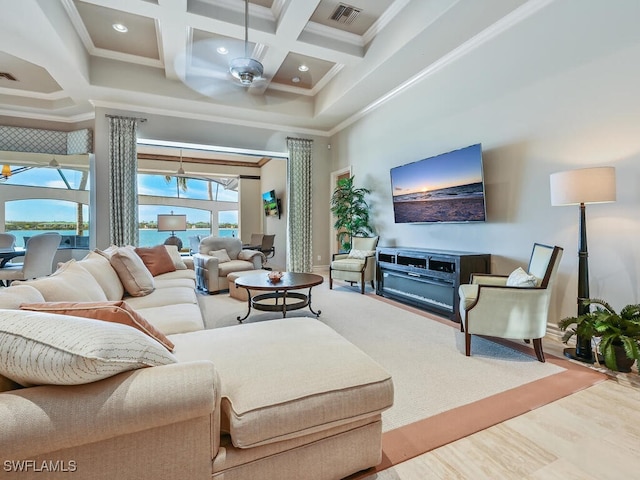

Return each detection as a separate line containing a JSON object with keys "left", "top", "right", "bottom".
{"left": 330, "top": 176, "right": 374, "bottom": 252}
{"left": 559, "top": 299, "right": 640, "bottom": 372}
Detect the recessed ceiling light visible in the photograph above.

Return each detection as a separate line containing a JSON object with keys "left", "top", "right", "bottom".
{"left": 298, "top": 64, "right": 309, "bottom": 72}
{"left": 112, "top": 23, "right": 128, "bottom": 33}
{"left": 292, "top": 76, "right": 301, "bottom": 83}
{"left": 216, "top": 47, "right": 229, "bottom": 55}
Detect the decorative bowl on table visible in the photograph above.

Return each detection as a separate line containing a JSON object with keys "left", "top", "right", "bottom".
{"left": 267, "top": 271, "right": 283, "bottom": 283}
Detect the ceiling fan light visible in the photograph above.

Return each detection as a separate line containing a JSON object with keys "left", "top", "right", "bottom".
{"left": 229, "top": 57, "right": 264, "bottom": 85}
{"left": 49, "top": 158, "right": 60, "bottom": 168}
{"left": 1, "top": 164, "right": 10, "bottom": 177}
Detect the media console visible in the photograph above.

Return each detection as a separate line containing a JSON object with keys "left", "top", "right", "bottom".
{"left": 376, "top": 247, "right": 491, "bottom": 322}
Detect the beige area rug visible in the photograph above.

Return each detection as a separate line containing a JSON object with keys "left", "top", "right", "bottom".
{"left": 198, "top": 275, "right": 607, "bottom": 473}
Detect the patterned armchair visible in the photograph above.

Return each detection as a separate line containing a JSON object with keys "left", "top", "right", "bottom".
{"left": 329, "top": 236, "right": 379, "bottom": 294}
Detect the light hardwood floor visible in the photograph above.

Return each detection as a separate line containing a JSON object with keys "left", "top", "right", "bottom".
{"left": 364, "top": 337, "right": 640, "bottom": 480}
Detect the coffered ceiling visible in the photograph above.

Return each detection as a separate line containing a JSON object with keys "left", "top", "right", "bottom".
{"left": 0, "top": 0, "right": 531, "bottom": 134}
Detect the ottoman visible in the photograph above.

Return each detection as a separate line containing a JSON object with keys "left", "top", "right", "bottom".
{"left": 228, "top": 269, "right": 265, "bottom": 301}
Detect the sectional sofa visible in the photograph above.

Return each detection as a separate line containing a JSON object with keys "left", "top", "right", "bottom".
{"left": 0, "top": 245, "right": 394, "bottom": 480}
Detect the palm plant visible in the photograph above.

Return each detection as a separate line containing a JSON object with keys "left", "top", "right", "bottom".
{"left": 330, "top": 176, "right": 374, "bottom": 252}
{"left": 559, "top": 299, "right": 640, "bottom": 371}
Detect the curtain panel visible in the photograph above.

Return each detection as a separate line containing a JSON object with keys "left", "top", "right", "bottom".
{"left": 286, "top": 137, "right": 313, "bottom": 273}
{"left": 108, "top": 116, "right": 141, "bottom": 246}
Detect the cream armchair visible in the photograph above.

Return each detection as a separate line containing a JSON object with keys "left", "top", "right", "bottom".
{"left": 330, "top": 236, "right": 379, "bottom": 294}
{"left": 458, "top": 243, "right": 563, "bottom": 362}
{"left": 193, "top": 236, "right": 264, "bottom": 293}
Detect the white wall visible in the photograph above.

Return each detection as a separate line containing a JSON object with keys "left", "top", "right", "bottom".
{"left": 260, "top": 159, "right": 287, "bottom": 270}
{"left": 329, "top": 1, "right": 640, "bottom": 323}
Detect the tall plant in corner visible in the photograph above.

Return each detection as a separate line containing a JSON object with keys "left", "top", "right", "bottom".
{"left": 330, "top": 176, "right": 374, "bottom": 252}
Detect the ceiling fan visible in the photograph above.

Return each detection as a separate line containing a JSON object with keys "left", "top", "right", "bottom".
{"left": 229, "top": 0, "right": 264, "bottom": 86}
{"left": 175, "top": 0, "right": 267, "bottom": 98}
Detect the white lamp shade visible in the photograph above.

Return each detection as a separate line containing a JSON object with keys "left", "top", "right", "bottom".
{"left": 157, "top": 214, "right": 187, "bottom": 232}
{"left": 550, "top": 166, "right": 616, "bottom": 206}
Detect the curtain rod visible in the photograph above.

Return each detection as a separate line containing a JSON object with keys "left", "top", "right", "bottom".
{"left": 105, "top": 114, "right": 147, "bottom": 122}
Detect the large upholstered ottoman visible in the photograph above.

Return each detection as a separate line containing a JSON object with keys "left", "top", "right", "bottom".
{"left": 227, "top": 269, "right": 265, "bottom": 301}
{"left": 168, "top": 318, "right": 394, "bottom": 479}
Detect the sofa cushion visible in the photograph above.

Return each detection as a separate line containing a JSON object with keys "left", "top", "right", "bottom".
{"left": 136, "top": 303, "right": 205, "bottom": 335}
{"left": 0, "top": 309, "right": 177, "bottom": 387}
{"left": 135, "top": 245, "right": 177, "bottom": 277}
{"left": 13, "top": 260, "right": 108, "bottom": 302}
{"left": 124, "top": 285, "right": 198, "bottom": 310}
{"left": 169, "top": 318, "right": 394, "bottom": 448}
{"left": 109, "top": 246, "right": 156, "bottom": 297}
{"left": 218, "top": 260, "right": 255, "bottom": 277}
{"left": 164, "top": 244, "right": 187, "bottom": 270}
{"left": 19, "top": 300, "right": 175, "bottom": 352}
{"left": 77, "top": 251, "right": 124, "bottom": 301}
{"left": 209, "top": 249, "right": 231, "bottom": 263}
{"left": 0, "top": 285, "right": 45, "bottom": 309}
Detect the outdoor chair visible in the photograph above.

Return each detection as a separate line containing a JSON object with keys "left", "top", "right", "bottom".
{"left": 329, "top": 236, "right": 379, "bottom": 294}
{"left": 458, "top": 243, "right": 563, "bottom": 362}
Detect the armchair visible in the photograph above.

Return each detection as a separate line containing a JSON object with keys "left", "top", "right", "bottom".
{"left": 193, "top": 236, "right": 264, "bottom": 293}
{"left": 458, "top": 243, "right": 563, "bottom": 362}
{"left": 330, "top": 236, "right": 379, "bottom": 294}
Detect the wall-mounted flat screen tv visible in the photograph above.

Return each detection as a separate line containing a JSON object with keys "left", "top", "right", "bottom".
{"left": 390, "top": 143, "right": 486, "bottom": 223}
{"left": 262, "top": 190, "right": 279, "bottom": 217}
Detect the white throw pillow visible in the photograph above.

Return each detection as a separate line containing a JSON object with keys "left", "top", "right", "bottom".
{"left": 13, "top": 260, "right": 108, "bottom": 302}
{"left": 348, "top": 249, "right": 376, "bottom": 260}
{"left": 0, "top": 309, "right": 177, "bottom": 387}
{"left": 164, "top": 244, "right": 187, "bottom": 270}
{"left": 506, "top": 267, "right": 539, "bottom": 287}
{"left": 209, "top": 249, "right": 231, "bottom": 263}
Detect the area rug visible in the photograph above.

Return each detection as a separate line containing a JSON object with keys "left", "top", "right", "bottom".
{"left": 199, "top": 278, "right": 607, "bottom": 474}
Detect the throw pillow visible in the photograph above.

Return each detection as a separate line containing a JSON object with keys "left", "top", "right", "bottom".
{"left": 164, "top": 244, "right": 187, "bottom": 270}
{"left": 134, "top": 245, "right": 177, "bottom": 277}
{"left": 0, "top": 309, "right": 177, "bottom": 387}
{"left": 209, "top": 249, "right": 231, "bottom": 263}
{"left": 0, "top": 285, "right": 45, "bottom": 309}
{"left": 506, "top": 267, "right": 539, "bottom": 287}
{"left": 12, "top": 260, "right": 108, "bottom": 302}
{"left": 77, "top": 251, "right": 124, "bottom": 301}
{"left": 19, "top": 300, "right": 174, "bottom": 352}
{"left": 109, "top": 246, "right": 155, "bottom": 297}
{"left": 348, "top": 249, "right": 376, "bottom": 260}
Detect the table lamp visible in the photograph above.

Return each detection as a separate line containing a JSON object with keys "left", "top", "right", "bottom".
{"left": 550, "top": 166, "right": 616, "bottom": 363}
{"left": 157, "top": 212, "right": 187, "bottom": 251}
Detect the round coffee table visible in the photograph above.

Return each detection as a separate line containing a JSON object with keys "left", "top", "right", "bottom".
{"left": 234, "top": 272, "right": 323, "bottom": 323}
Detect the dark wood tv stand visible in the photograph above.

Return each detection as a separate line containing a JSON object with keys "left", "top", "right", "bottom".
{"left": 376, "top": 247, "right": 491, "bottom": 322}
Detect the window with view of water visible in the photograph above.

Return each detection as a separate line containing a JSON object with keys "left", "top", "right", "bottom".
{"left": 137, "top": 173, "right": 239, "bottom": 248}
{"left": 5, "top": 199, "right": 89, "bottom": 248}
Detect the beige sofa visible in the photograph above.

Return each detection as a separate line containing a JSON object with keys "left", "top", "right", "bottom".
{"left": 193, "top": 236, "right": 264, "bottom": 294}
{"left": 0, "top": 247, "right": 394, "bottom": 480}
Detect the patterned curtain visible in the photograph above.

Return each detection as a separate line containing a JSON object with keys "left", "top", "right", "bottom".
{"left": 108, "top": 116, "right": 140, "bottom": 246}
{"left": 286, "top": 137, "right": 313, "bottom": 272}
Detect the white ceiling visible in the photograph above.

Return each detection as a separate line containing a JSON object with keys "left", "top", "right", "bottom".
{"left": 0, "top": 0, "right": 537, "bottom": 135}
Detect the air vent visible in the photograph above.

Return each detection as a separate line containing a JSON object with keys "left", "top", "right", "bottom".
{"left": 0, "top": 72, "right": 17, "bottom": 81}
{"left": 329, "top": 3, "right": 361, "bottom": 25}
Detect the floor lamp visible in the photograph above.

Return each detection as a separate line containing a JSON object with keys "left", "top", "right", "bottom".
{"left": 550, "top": 166, "right": 616, "bottom": 363}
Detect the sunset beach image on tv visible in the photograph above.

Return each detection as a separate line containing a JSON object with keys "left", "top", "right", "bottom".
{"left": 390, "top": 144, "right": 486, "bottom": 223}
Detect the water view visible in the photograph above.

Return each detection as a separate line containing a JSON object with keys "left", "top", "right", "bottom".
{"left": 6, "top": 228, "right": 238, "bottom": 248}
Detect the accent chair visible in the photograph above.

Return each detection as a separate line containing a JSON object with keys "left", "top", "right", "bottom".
{"left": 330, "top": 236, "right": 379, "bottom": 294}
{"left": 0, "top": 232, "right": 61, "bottom": 286}
{"left": 458, "top": 243, "right": 563, "bottom": 362}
